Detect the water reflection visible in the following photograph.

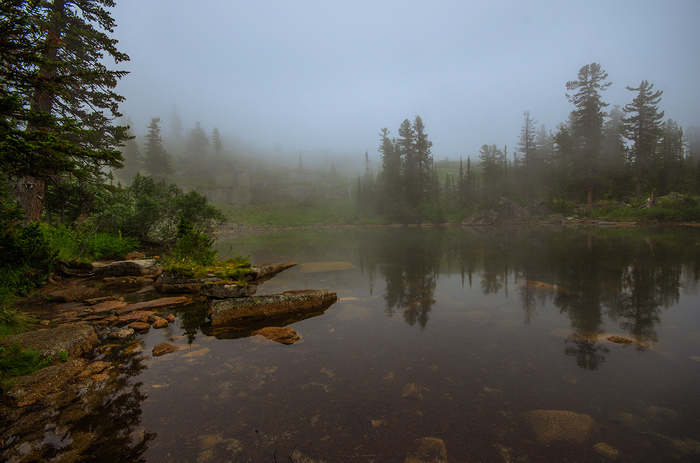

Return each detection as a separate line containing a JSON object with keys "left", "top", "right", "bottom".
{"left": 351, "top": 226, "right": 700, "bottom": 370}
{"left": 1, "top": 341, "right": 154, "bottom": 462}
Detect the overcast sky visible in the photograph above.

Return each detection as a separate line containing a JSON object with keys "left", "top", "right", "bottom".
{"left": 111, "top": 0, "right": 700, "bottom": 161}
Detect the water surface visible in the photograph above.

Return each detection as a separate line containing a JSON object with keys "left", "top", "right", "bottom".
{"left": 11, "top": 226, "right": 700, "bottom": 462}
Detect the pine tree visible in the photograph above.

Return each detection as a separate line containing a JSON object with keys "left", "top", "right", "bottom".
{"left": 143, "top": 117, "right": 173, "bottom": 179}
{"left": 211, "top": 127, "right": 223, "bottom": 156}
{"left": 186, "top": 121, "right": 209, "bottom": 157}
{"left": 623, "top": 80, "right": 664, "bottom": 198}
{"left": 413, "top": 115, "right": 433, "bottom": 203}
{"left": 396, "top": 119, "right": 418, "bottom": 206}
{"left": 516, "top": 110, "right": 539, "bottom": 199}
{"left": 377, "top": 127, "right": 402, "bottom": 208}
{"left": 566, "top": 63, "right": 611, "bottom": 209}
{"left": 3, "top": 0, "right": 130, "bottom": 221}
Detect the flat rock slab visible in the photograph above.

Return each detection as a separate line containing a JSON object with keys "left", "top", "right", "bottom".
{"left": 520, "top": 409, "right": 599, "bottom": 444}
{"left": 250, "top": 262, "right": 297, "bottom": 281}
{"left": 2, "top": 323, "right": 98, "bottom": 358}
{"left": 59, "top": 259, "right": 161, "bottom": 277}
{"left": 115, "top": 310, "right": 155, "bottom": 325}
{"left": 251, "top": 327, "right": 300, "bottom": 344}
{"left": 115, "top": 296, "right": 192, "bottom": 315}
{"left": 88, "top": 300, "right": 128, "bottom": 313}
{"left": 47, "top": 286, "right": 99, "bottom": 302}
{"left": 207, "top": 289, "right": 337, "bottom": 326}
{"left": 5, "top": 358, "right": 86, "bottom": 407}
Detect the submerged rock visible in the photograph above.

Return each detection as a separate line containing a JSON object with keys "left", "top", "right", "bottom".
{"left": 404, "top": 437, "right": 448, "bottom": 463}
{"left": 153, "top": 342, "right": 179, "bottom": 357}
{"left": 299, "top": 261, "right": 357, "bottom": 274}
{"left": 593, "top": 442, "right": 619, "bottom": 461}
{"left": 251, "top": 326, "right": 300, "bottom": 344}
{"left": 207, "top": 289, "right": 337, "bottom": 326}
{"left": 402, "top": 383, "right": 425, "bottom": 400}
{"left": 520, "top": 409, "right": 598, "bottom": 444}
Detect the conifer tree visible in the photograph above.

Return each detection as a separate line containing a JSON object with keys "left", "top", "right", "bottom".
{"left": 143, "top": 117, "right": 172, "bottom": 179}
{"left": 566, "top": 63, "right": 611, "bottom": 209}
{"left": 4, "top": 0, "right": 130, "bottom": 221}
{"left": 623, "top": 80, "right": 664, "bottom": 198}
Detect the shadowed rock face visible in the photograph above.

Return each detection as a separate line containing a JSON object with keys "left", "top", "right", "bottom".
{"left": 207, "top": 289, "right": 337, "bottom": 326}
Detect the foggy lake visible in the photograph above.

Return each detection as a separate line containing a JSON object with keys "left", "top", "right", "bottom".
{"left": 10, "top": 225, "right": 700, "bottom": 462}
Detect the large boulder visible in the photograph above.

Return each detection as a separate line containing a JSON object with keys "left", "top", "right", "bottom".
{"left": 207, "top": 289, "right": 337, "bottom": 326}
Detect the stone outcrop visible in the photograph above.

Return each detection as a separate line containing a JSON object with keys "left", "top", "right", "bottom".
{"left": 520, "top": 409, "right": 599, "bottom": 444}
{"left": 155, "top": 262, "right": 297, "bottom": 294}
{"left": 58, "top": 259, "right": 161, "bottom": 277}
{"left": 2, "top": 323, "right": 98, "bottom": 359}
{"left": 207, "top": 289, "right": 337, "bottom": 326}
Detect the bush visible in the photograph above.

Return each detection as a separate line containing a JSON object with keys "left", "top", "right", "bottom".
{"left": 170, "top": 217, "right": 217, "bottom": 266}
{"left": 97, "top": 174, "right": 226, "bottom": 243}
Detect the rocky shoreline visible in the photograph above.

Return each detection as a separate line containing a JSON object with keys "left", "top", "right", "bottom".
{"left": 1, "top": 256, "right": 333, "bottom": 415}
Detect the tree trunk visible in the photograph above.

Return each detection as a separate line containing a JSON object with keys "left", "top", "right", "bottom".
{"left": 15, "top": 176, "right": 45, "bottom": 223}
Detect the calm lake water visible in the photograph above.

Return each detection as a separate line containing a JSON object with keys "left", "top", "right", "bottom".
{"left": 7, "top": 225, "right": 700, "bottom": 462}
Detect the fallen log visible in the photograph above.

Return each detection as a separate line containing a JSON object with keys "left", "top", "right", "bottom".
{"left": 207, "top": 289, "right": 337, "bottom": 326}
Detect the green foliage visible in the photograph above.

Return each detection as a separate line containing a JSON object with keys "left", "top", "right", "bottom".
{"left": 58, "top": 350, "right": 69, "bottom": 362}
{"left": 0, "top": 344, "right": 53, "bottom": 391}
{"left": 108, "top": 174, "right": 226, "bottom": 243}
{"left": 0, "top": 221, "right": 56, "bottom": 297}
{"left": 43, "top": 223, "right": 139, "bottom": 263}
{"left": 171, "top": 217, "right": 217, "bottom": 266}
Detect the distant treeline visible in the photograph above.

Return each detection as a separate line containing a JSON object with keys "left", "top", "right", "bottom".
{"left": 357, "top": 63, "right": 700, "bottom": 222}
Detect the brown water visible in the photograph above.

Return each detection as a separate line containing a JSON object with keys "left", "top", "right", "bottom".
{"left": 6, "top": 226, "right": 700, "bottom": 462}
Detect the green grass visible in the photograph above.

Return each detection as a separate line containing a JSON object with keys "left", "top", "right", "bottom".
{"left": 163, "top": 256, "right": 256, "bottom": 281}
{"left": 0, "top": 344, "right": 53, "bottom": 392}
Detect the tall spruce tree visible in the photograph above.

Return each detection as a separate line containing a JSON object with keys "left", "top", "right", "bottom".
{"left": 413, "top": 115, "right": 433, "bottom": 203}
{"left": 396, "top": 119, "right": 418, "bottom": 206}
{"left": 566, "top": 62, "right": 611, "bottom": 210}
{"left": 378, "top": 127, "right": 402, "bottom": 209}
{"left": 623, "top": 80, "right": 665, "bottom": 198}
{"left": 143, "top": 117, "right": 172, "bottom": 179}
{"left": 515, "top": 110, "right": 539, "bottom": 199}
{"left": 5, "top": 0, "right": 130, "bottom": 221}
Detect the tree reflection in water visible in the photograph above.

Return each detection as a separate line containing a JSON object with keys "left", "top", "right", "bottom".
{"left": 357, "top": 226, "right": 700, "bottom": 370}
{"left": 0, "top": 341, "right": 155, "bottom": 463}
